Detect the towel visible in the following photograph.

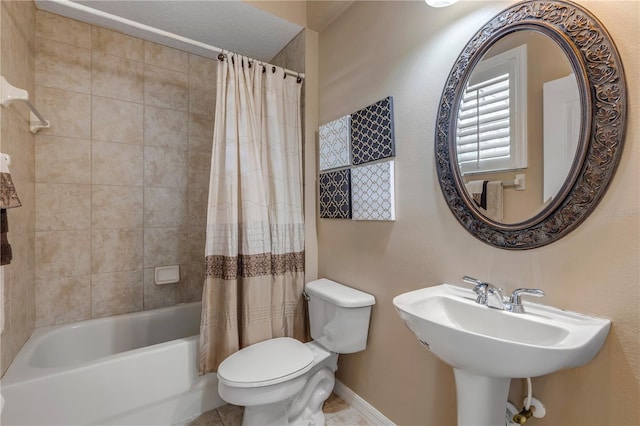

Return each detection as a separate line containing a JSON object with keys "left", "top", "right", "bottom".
{"left": 1, "top": 153, "right": 22, "bottom": 209}
{"left": 1, "top": 153, "right": 21, "bottom": 265}
{"left": 1, "top": 209, "right": 11, "bottom": 265}
{"left": 465, "top": 180, "right": 504, "bottom": 222}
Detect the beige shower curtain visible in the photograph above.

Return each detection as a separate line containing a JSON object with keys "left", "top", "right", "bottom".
{"left": 199, "top": 54, "right": 306, "bottom": 374}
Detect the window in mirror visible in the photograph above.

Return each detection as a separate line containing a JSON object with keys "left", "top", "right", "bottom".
{"left": 456, "top": 44, "right": 527, "bottom": 174}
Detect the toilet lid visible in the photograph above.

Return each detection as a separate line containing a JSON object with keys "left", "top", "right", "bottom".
{"left": 217, "top": 337, "right": 314, "bottom": 388}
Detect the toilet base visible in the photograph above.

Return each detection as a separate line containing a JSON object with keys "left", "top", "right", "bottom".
{"left": 243, "top": 401, "right": 289, "bottom": 426}
{"left": 220, "top": 342, "right": 339, "bottom": 426}
{"left": 240, "top": 366, "right": 335, "bottom": 426}
{"left": 287, "top": 367, "right": 335, "bottom": 425}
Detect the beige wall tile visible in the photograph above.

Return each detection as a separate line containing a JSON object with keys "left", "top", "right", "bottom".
{"left": 178, "top": 262, "right": 205, "bottom": 303}
{"left": 8, "top": 234, "right": 36, "bottom": 352}
{"left": 92, "top": 141, "right": 144, "bottom": 186}
{"left": 188, "top": 225, "right": 206, "bottom": 261}
{"left": 2, "top": 4, "right": 29, "bottom": 89}
{"left": 1, "top": 111, "right": 34, "bottom": 181}
{"left": 35, "top": 135, "right": 91, "bottom": 184}
{"left": 144, "top": 105, "right": 188, "bottom": 149}
{"left": 188, "top": 150, "right": 212, "bottom": 188}
{"left": 24, "top": 9, "right": 218, "bottom": 330}
{"left": 1, "top": 0, "right": 37, "bottom": 375}
{"left": 144, "top": 227, "right": 188, "bottom": 268}
{"left": 92, "top": 96, "right": 143, "bottom": 144}
{"left": 35, "top": 183, "right": 91, "bottom": 231}
{"left": 188, "top": 186, "right": 208, "bottom": 228}
{"left": 189, "top": 54, "right": 216, "bottom": 80}
{"left": 35, "top": 275, "right": 91, "bottom": 327}
{"left": 91, "top": 270, "right": 143, "bottom": 318}
{"left": 92, "top": 51, "right": 144, "bottom": 103}
{"left": 144, "top": 41, "right": 189, "bottom": 73}
{"left": 143, "top": 267, "right": 181, "bottom": 310}
{"left": 1, "top": 313, "right": 13, "bottom": 377}
{"left": 35, "top": 37, "right": 91, "bottom": 93}
{"left": 35, "top": 86, "right": 91, "bottom": 139}
{"left": 36, "top": 10, "right": 90, "bottom": 49}
{"left": 2, "top": 0, "right": 35, "bottom": 92}
{"left": 188, "top": 191, "right": 207, "bottom": 268}
{"left": 144, "top": 146, "right": 188, "bottom": 188}
{"left": 35, "top": 230, "right": 91, "bottom": 279}
{"left": 144, "top": 65, "right": 188, "bottom": 111}
{"left": 91, "top": 229, "right": 143, "bottom": 274}
{"left": 188, "top": 113, "right": 214, "bottom": 153}
{"left": 92, "top": 27, "right": 144, "bottom": 61}
{"left": 92, "top": 185, "right": 143, "bottom": 229}
{"left": 144, "top": 187, "right": 187, "bottom": 228}
{"left": 189, "top": 76, "right": 216, "bottom": 118}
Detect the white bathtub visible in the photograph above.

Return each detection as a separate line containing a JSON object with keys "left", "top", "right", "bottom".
{"left": 0, "top": 302, "right": 225, "bottom": 425}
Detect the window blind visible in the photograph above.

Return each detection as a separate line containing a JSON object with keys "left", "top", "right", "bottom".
{"left": 456, "top": 73, "right": 511, "bottom": 170}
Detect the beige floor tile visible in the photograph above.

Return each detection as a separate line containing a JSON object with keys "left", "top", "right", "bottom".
{"left": 216, "top": 403, "right": 245, "bottom": 426}
{"left": 180, "top": 393, "right": 373, "bottom": 426}
{"left": 323, "top": 392, "right": 352, "bottom": 414}
{"left": 178, "top": 407, "right": 224, "bottom": 426}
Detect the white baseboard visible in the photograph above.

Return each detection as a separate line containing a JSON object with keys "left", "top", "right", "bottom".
{"left": 333, "top": 379, "right": 395, "bottom": 426}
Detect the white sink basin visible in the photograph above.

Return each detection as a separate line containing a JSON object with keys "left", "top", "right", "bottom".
{"left": 393, "top": 283, "right": 610, "bottom": 378}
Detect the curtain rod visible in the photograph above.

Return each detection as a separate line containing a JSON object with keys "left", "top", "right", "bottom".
{"left": 40, "top": 0, "right": 305, "bottom": 80}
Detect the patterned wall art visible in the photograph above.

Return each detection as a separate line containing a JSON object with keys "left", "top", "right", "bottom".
{"left": 318, "top": 96, "right": 395, "bottom": 221}
{"left": 319, "top": 169, "right": 352, "bottom": 219}
{"left": 319, "top": 115, "right": 351, "bottom": 171}
{"left": 351, "top": 161, "right": 395, "bottom": 221}
{"left": 350, "top": 96, "right": 395, "bottom": 166}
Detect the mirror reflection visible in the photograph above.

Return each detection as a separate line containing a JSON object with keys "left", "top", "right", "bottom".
{"left": 455, "top": 30, "right": 580, "bottom": 224}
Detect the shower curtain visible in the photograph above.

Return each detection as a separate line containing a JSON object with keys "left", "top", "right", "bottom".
{"left": 199, "top": 54, "right": 306, "bottom": 374}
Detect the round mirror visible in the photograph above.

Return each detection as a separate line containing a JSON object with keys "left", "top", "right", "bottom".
{"left": 457, "top": 30, "right": 580, "bottom": 224}
{"left": 435, "top": 0, "right": 627, "bottom": 249}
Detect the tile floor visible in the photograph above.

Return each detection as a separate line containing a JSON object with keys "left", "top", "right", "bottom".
{"left": 177, "top": 393, "right": 371, "bottom": 426}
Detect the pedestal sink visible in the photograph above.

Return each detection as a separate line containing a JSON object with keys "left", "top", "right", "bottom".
{"left": 393, "top": 284, "right": 610, "bottom": 426}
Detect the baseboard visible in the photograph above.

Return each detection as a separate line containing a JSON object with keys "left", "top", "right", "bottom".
{"left": 333, "top": 379, "right": 395, "bottom": 426}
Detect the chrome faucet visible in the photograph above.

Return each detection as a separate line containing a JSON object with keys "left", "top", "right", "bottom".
{"left": 463, "top": 276, "right": 501, "bottom": 306}
{"left": 462, "top": 276, "right": 544, "bottom": 313}
{"left": 507, "top": 288, "right": 545, "bottom": 313}
{"left": 485, "top": 286, "right": 506, "bottom": 310}
{"left": 463, "top": 276, "right": 487, "bottom": 302}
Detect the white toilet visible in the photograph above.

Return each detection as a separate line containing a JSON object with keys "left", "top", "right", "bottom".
{"left": 217, "top": 278, "right": 376, "bottom": 426}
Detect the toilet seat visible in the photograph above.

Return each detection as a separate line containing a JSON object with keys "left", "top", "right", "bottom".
{"left": 218, "top": 337, "right": 314, "bottom": 388}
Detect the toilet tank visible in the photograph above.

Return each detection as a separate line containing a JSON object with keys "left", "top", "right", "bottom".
{"left": 305, "top": 279, "right": 375, "bottom": 354}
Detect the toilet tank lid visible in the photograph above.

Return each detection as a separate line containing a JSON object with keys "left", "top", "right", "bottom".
{"left": 305, "top": 279, "right": 376, "bottom": 308}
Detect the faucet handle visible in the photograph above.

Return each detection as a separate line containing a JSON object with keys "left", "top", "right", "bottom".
{"left": 508, "top": 288, "right": 545, "bottom": 313}
{"left": 463, "top": 276, "right": 492, "bottom": 304}
{"left": 463, "top": 276, "right": 486, "bottom": 287}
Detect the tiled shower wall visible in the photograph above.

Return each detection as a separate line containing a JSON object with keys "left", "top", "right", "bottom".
{"left": 0, "top": 1, "right": 37, "bottom": 377}
{"left": 33, "top": 11, "right": 215, "bottom": 326}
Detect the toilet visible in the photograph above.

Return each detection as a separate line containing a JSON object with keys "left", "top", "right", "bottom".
{"left": 217, "top": 278, "right": 376, "bottom": 426}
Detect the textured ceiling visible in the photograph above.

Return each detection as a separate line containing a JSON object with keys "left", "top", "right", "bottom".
{"left": 35, "top": 0, "right": 305, "bottom": 62}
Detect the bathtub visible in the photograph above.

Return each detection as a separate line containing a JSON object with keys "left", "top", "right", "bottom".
{"left": 0, "top": 302, "right": 225, "bottom": 425}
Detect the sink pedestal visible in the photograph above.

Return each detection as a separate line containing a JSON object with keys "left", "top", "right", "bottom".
{"left": 453, "top": 369, "right": 510, "bottom": 426}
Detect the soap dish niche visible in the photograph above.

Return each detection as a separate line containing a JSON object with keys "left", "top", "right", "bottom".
{"left": 155, "top": 265, "right": 180, "bottom": 285}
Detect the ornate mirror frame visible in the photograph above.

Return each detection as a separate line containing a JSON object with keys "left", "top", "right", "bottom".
{"left": 435, "top": 0, "right": 627, "bottom": 250}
